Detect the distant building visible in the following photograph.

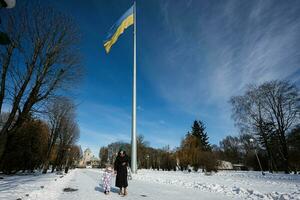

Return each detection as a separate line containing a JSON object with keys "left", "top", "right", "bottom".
{"left": 217, "top": 161, "right": 249, "bottom": 171}
{"left": 78, "top": 148, "right": 100, "bottom": 168}
{"left": 90, "top": 155, "right": 100, "bottom": 168}
{"left": 217, "top": 160, "right": 233, "bottom": 170}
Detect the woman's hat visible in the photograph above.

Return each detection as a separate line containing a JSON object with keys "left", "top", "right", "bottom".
{"left": 119, "top": 146, "right": 125, "bottom": 153}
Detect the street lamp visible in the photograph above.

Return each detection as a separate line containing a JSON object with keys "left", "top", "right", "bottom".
{"left": 250, "top": 138, "right": 265, "bottom": 176}
{"left": 0, "top": 0, "right": 16, "bottom": 45}
{"left": 0, "top": 0, "right": 16, "bottom": 8}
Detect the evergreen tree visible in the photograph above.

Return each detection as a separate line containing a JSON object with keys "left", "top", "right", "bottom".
{"left": 191, "top": 121, "right": 201, "bottom": 139}
{"left": 198, "top": 120, "right": 211, "bottom": 151}
{"left": 191, "top": 120, "right": 211, "bottom": 151}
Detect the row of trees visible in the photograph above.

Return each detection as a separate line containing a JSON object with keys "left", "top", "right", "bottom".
{"left": 215, "top": 126, "right": 300, "bottom": 173}
{"left": 0, "top": 3, "right": 83, "bottom": 174}
{"left": 175, "top": 80, "right": 299, "bottom": 173}
{"left": 99, "top": 136, "right": 177, "bottom": 171}
{"left": 0, "top": 90, "right": 82, "bottom": 174}
{"left": 99, "top": 121, "right": 216, "bottom": 172}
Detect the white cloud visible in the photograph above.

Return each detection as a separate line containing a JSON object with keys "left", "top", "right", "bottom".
{"left": 143, "top": 0, "right": 300, "bottom": 115}
{"left": 78, "top": 1, "right": 300, "bottom": 151}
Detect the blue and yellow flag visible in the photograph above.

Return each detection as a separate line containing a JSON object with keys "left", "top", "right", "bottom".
{"left": 104, "top": 5, "right": 134, "bottom": 53}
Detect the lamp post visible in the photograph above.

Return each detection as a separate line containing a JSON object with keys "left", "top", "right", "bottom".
{"left": 146, "top": 154, "right": 150, "bottom": 169}
{"left": 65, "top": 147, "right": 71, "bottom": 173}
{"left": 250, "top": 138, "right": 265, "bottom": 176}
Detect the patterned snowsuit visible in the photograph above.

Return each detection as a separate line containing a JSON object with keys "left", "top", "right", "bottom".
{"left": 102, "top": 170, "right": 112, "bottom": 192}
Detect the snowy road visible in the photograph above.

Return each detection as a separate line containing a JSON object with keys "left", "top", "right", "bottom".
{"left": 1, "top": 169, "right": 299, "bottom": 200}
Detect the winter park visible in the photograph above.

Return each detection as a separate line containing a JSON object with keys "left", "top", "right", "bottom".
{"left": 0, "top": 0, "right": 300, "bottom": 200}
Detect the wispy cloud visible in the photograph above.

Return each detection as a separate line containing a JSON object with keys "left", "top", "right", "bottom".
{"left": 143, "top": 0, "right": 300, "bottom": 115}
{"left": 77, "top": 0, "right": 300, "bottom": 151}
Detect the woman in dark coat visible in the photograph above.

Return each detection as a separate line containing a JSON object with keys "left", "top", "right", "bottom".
{"left": 114, "top": 150, "right": 130, "bottom": 196}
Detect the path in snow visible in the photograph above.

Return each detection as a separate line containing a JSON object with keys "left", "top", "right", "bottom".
{"left": 55, "top": 169, "right": 235, "bottom": 200}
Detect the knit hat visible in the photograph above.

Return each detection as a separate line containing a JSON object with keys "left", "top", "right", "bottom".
{"left": 119, "top": 146, "right": 125, "bottom": 152}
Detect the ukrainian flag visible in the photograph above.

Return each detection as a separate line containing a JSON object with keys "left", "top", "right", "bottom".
{"left": 104, "top": 5, "right": 134, "bottom": 53}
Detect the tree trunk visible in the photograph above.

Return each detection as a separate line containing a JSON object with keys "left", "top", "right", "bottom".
{"left": 280, "top": 133, "right": 290, "bottom": 174}
{"left": 0, "top": 62, "right": 36, "bottom": 137}
{"left": 42, "top": 160, "right": 49, "bottom": 174}
{"left": 0, "top": 134, "right": 7, "bottom": 167}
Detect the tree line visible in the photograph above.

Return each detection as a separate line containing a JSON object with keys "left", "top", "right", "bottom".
{"left": 99, "top": 120, "right": 217, "bottom": 172}
{"left": 0, "top": 3, "right": 83, "bottom": 174}
{"left": 99, "top": 80, "right": 299, "bottom": 174}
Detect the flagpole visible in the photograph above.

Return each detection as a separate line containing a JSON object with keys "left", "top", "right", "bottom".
{"left": 131, "top": 1, "right": 137, "bottom": 174}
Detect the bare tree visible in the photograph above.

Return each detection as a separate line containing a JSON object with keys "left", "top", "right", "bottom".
{"left": 230, "top": 85, "right": 277, "bottom": 172}
{"left": 0, "top": 11, "right": 23, "bottom": 114}
{"left": 0, "top": 4, "right": 83, "bottom": 161}
{"left": 42, "top": 97, "right": 75, "bottom": 173}
{"left": 259, "top": 81, "right": 300, "bottom": 173}
{"left": 231, "top": 81, "right": 300, "bottom": 173}
{"left": 99, "top": 147, "right": 108, "bottom": 168}
{"left": 52, "top": 112, "right": 79, "bottom": 172}
{"left": 68, "top": 145, "right": 82, "bottom": 169}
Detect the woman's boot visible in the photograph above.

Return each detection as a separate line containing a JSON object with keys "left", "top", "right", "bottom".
{"left": 123, "top": 188, "right": 128, "bottom": 196}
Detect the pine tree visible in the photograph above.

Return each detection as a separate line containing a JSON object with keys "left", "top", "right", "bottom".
{"left": 198, "top": 120, "right": 211, "bottom": 151}
{"left": 191, "top": 120, "right": 211, "bottom": 151}
{"left": 191, "top": 121, "right": 201, "bottom": 139}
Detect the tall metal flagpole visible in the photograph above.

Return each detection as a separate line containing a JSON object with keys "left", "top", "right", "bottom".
{"left": 131, "top": 1, "right": 137, "bottom": 174}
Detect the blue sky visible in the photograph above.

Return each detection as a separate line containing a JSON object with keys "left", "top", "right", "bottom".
{"left": 43, "top": 0, "right": 300, "bottom": 156}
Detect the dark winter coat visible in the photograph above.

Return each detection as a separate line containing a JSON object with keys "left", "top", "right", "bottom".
{"left": 114, "top": 153, "right": 130, "bottom": 188}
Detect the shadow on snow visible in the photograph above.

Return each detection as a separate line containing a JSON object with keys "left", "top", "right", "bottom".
{"left": 95, "top": 184, "right": 119, "bottom": 194}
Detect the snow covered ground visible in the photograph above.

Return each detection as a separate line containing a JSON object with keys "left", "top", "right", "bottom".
{"left": 0, "top": 170, "right": 74, "bottom": 200}
{"left": 134, "top": 170, "right": 300, "bottom": 200}
{"left": 0, "top": 169, "right": 299, "bottom": 200}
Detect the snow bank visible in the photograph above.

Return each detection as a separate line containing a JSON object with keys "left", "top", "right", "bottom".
{"left": 0, "top": 170, "right": 75, "bottom": 200}
{"left": 133, "top": 170, "right": 300, "bottom": 200}
{"left": 27, "top": 170, "right": 75, "bottom": 200}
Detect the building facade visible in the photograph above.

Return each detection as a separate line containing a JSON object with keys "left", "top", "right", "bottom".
{"left": 78, "top": 148, "right": 100, "bottom": 168}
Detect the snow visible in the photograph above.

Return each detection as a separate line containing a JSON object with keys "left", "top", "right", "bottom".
{"left": 0, "top": 169, "right": 299, "bottom": 200}
{"left": 0, "top": 171, "right": 73, "bottom": 200}
{"left": 134, "top": 170, "right": 300, "bottom": 200}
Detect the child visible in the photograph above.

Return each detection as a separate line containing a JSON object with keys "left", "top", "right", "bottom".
{"left": 102, "top": 165, "right": 113, "bottom": 195}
